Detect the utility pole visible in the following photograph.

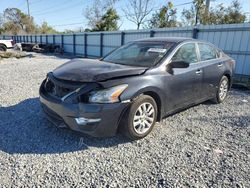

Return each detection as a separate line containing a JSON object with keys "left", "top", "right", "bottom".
{"left": 195, "top": 5, "right": 199, "bottom": 26}
{"left": 26, "top": 0, "right": 30, "bottom": 17}
{"left": 205, "top": 0, "right": 210, "bottom": 16}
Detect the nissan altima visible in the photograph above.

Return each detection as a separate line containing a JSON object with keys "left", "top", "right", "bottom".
{"left": 39, "top": 37, "right": 235, "bottom": 140}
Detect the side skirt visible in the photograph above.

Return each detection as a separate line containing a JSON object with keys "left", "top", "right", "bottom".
{"left": 161, "top": 97, "right": 214, "bottom": 120}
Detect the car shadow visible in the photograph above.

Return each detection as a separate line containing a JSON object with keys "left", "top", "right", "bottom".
{"left": 0, "top": 98, "right": 128, "bottom": 155}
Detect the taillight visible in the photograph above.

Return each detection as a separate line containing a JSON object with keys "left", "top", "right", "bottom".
{"left": 229, "top": 60, "right": 235, "bottom": 70}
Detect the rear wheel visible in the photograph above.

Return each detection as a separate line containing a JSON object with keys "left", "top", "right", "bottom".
{"left": 213, "top": 76, "right": 229, "bottom": 103}
{"left": 0, "top": 45, "right": 7, "bottom": 52}
{"left": 119, "top": 95, "right": 157, "bottom": 140}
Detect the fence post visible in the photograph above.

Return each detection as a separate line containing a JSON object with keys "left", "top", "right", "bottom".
{"left": 100, "top": 33, "right": 103, "bottom": 57}
{"left": 35, "top": 35, "right": 37, "bottom": 43}
{"left": 30, "top": 35, "right": 32, "bottom": 43}
{"left": 73, "top": 34, "right": 76, "bottom": 56}
{"left": 53, "top": 35, "right": 55, "bottom": 45}
{"left": 26, "top": 36, "right": 28, "bottom": 42}
{"left": 40, "top": 35, "right": 42, "bottom": 43}
{"left": 61, "top": 34, "right": 64, "bottom": 51}
{"left": 192, "top": 27, "right": 199, "bottom": 39}
{"left": 150, "top": 30, "right": 155, "bottom": 37}
{"left": 3, "top": 35, "right": 5, "bottom": 39}
{"left": 46, "top": 35, "right": 48, "bottom": 44}
{"left": 84, "top": 33, "right": 87, "bottom": 58}
{"left": 121, "top": 32, "right": 125, "bottom": 46}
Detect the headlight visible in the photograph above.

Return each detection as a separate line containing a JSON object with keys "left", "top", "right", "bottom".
{"left": 89, "top": 84, "right": 128, "bottom": 103}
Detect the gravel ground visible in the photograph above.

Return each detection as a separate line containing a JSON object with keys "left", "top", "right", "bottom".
{"left": 0, "top": 54, "right": 249, "bottom": 187}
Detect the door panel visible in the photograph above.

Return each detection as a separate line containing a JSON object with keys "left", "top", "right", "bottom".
{"left": 164, "top": 42, "right": 202, "bottom": 112}
{"left": 200, "top": 59, "right": 225, "bottom": 98}
{"left": 166, "top": 65, "right": 203, "bottom": 110}
{"left": 197, "top": 43, "right": 224, "bottom": 99}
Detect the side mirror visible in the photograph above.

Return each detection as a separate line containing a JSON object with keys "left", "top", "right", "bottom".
{"left": 170, "top": 60, "right": 189, "bottom": 68}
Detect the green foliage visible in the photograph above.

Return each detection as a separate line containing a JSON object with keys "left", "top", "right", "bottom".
{"left": 1, "top": 8, "right": 58, "bottom": 35}
{"left": 38, "top": 22, "right": 59, "bottom": 34}
{"left": 148, "top": 2, "right": 179, "bottom": 28}
{"left": 0, "top": 0, "right": 247, "bottom": 34}
{"left": 85, "top": 0, "right": 119, "bottom": 31}
{"left": 3, "top": 8, "right": 36, "bottom": 34}
{"left": 0, "top": 14, "right": 4, "bottom": 34}
{"left": 211, "top": 0, "right": 246, "bottom": 24}
{"left": 181, "top": 0, "right": 246, "bottom": 26}
{"left": 92, "top": 8, "right": 119, "bottom": 31}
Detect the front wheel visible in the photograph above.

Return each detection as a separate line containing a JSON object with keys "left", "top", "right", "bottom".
{"left": 213, "top": 76, "right": 229, "bottom": 103}
{"left": 119, "top": 95, "right": 157, "bottom": 140}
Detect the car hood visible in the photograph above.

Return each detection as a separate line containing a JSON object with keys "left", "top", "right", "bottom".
{"left": 52, "top": 59, "right": 147, "bottom": 82}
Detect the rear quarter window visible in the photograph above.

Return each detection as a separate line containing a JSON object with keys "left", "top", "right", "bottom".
{"left": 198, "top": 43, "right": 217, "bottom": 61}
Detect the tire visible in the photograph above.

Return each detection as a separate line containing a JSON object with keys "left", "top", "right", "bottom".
{"left": 0, "top": 45, "right": 7, "bottom": 52}
{"left": 213, "top": 76, "right": 229, "bottom": 103}
{"left": 119, "top": 95, "right": 158, "bottom": 140}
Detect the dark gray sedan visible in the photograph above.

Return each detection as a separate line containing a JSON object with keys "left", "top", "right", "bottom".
{"left": 39, "top": 37, "right": 235, "bottom": 140}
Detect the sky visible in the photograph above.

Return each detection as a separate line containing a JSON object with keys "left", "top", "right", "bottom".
{"left": 0, "top": 0, "right": 249, "bottom": 32}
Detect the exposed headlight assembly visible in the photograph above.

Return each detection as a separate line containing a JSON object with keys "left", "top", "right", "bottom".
{"left": 89, "top": 84, "right": 128, "bottom": 103}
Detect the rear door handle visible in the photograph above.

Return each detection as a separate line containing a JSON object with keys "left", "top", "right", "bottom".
{"left": 195, "top": 69, "right": 202, "bottom": 75}
{"left": 218, "top": 63, "right": 223, "bottom": 67}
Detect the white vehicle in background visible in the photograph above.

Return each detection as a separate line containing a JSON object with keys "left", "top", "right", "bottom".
{"left": 0, "top": 39, "right": 15, "bottom": 51}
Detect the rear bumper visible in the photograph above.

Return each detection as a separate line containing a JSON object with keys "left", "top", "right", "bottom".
{"left": 39, "top": 86, "right": 129, "bottom": 137}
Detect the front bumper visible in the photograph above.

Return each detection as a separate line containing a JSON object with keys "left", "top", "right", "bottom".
{"left": 39, "top": 84, "right": 129, "bottom": 137}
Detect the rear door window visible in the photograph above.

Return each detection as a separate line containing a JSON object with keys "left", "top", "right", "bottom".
{"left": 198, "top": 43, "right": 217, "bottom": 61}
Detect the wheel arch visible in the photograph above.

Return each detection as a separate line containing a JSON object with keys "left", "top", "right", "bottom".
{"left": 0, "top": 43, "right": 7, "bottom": 49}
{"left": 223, "top": 71, "right": 232, "bottom": 88}
{"left": 130, "top": 87, "right": 164, "bottom": 121}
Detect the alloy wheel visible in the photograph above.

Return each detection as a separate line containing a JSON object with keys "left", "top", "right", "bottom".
{"left": 133, "top": 102, "right": 155, "bottom": 135}
{"left": 219, "top": 79, "right": 228, "bottom": 101}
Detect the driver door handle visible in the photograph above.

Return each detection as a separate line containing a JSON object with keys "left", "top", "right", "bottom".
{"left": 195, "top": 69, "right": 202, "bottom": 75}
{"left": 218, "top": 63, "right": 223, "bottom": 67}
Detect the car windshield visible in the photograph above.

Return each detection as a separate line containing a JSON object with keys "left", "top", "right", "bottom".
{"left": 102, "top": 41, "right": 174, "bottom": 67}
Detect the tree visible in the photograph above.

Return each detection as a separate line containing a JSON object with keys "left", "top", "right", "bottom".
{"left": 148, "top": 2, "right": 179, "bottom": 28}
{"left": 38, "top": 21, "right": 58, "bottom": 34}
{"left": 220, "top": 0, "right": 246, "bottom": 24}
{"left": 123, "top": 0, "right": 153, "bottom": 30}
{"left": 84, "top": 0, "right": 118, "bottom": 30}
{"left": 92, "top": 8, "right": 119, "bottom": 31}
{"left": 181, "top": 0, "right": 207, "bottom": 26}
{"left": 0, "top": 14, "right": 4, "bottom": 34}
{"left": 181, "top": 0, "right": 246, "bottom": 26}
{"left": 3, "top": 8, "right": 36, "bottom": 34}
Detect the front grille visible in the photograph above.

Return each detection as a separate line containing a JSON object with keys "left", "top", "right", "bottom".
{"left": 42, "top": 73, "right": 98, "bottom": 103}
{"left": 44, "top": 75, "right": 77, "bottom": 99}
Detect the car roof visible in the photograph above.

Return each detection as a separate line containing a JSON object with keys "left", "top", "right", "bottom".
{"left": 134, "top": 37, "right": 195, "bottom": 43}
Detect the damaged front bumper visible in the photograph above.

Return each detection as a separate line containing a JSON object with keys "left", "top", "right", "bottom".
{"left": 39, "top": 78, "right": 130, "bottom": 137}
